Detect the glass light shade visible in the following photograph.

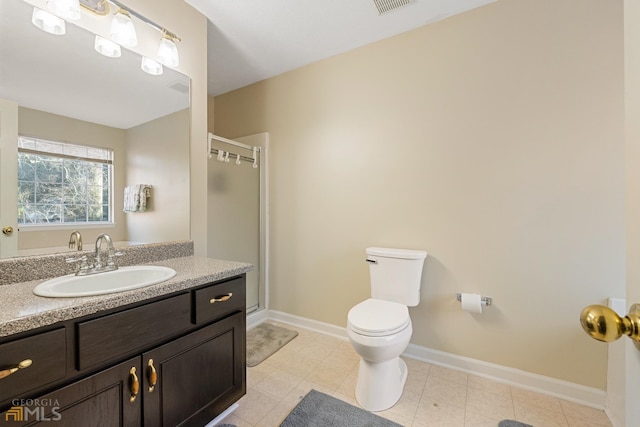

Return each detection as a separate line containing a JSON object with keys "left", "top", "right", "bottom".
{"left": 141, "top": 57, "right": 163, "bottom": 76}
{"left": 157, "top": 37, "right": 179, "bottom": 67}
{"left": 32, "top": 7, "right": 65, "bottom": 35}
{"left": 110, "top": 9, "right": 137, "bottom": 48}
{"left": 94, "top": 35, "right": 121, "bottom": 58}
{"left": 45, "top": 0, "right": 80, "bottom": 21}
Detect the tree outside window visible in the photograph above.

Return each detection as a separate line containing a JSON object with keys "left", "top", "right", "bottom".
{"left": 17, "top": 137, "right": 113, "bottom": 225}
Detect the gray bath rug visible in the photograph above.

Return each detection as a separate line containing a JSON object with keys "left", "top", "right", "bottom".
{"left": 499, "top": 421, "right": 533, "bottom": 427}
{"left": 280, "top": 389, "right": 403, "bottom": 427}
{"left": 246, "top": 323, "right": 298, "bottom": 367}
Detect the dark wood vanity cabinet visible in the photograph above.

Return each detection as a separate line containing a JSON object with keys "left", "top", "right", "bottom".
{"left": 143, "top": 312, "right": 245, "bottom": 427}
{"left": 0, "top": 275, "right": 246, "bottom": 427}
{"left": 4, "top": 357, "right": 143, "bottom": 427}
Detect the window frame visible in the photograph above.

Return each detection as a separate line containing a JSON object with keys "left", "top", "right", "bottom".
{"left": 17, "top": 136, "right": 115, "bottom": 230}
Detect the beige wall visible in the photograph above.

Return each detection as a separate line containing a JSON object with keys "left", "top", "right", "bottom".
{"left": 214, "top": 0, "right": 625, "bottom": 389}
{"left": 124, "top": 0, "right": 208, "bottom": 256}
{"left": 17, "top": 107, "right": 128, "bottom": 249}
{"left": 126, "top": 109, "right": 190, "bottom": 243}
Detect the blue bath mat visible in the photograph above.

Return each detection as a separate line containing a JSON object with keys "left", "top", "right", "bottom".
{"left": 499, "top": 420, "right": 533, "bottom": 427}
{"left": 280, "top": 389, "right": 402, "bottom": 427}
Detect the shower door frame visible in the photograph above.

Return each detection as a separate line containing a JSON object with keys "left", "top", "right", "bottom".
{"left": 208, "top": 132, "right": 268, "bottom": 319}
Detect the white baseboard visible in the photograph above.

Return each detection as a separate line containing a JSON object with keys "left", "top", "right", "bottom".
{"left": 404, "top": 343, "right": 605, "bottom": 409}
{"left": 266, "top": 310, "right": 606, "bottom": 410}
{"left": 268, "top": 310, "right": 349, "bottom": 340}
{"left": 247, "top": 308, "right": 269, "bottom": 330}
{"left": 203, "top": 402, "right": 238, "bottom": 427}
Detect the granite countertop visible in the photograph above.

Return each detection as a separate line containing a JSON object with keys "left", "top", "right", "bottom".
{"left": 0, "top": 256, "right": 252, "bottom": 338}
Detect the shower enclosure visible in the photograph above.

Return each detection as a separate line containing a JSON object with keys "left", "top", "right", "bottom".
{"left": 207, "top": 133, "right": 267, "bottom": 315}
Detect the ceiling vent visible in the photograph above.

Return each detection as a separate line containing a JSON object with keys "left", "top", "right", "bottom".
{"left": 372, "top": 0, "right": 413, "bottom": 15}
{"left": 168, "top": 81, "right": 190, "bottom": 94}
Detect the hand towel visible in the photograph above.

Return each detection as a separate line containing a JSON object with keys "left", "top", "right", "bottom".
{"left": 124, "top": 184, "right": 152, "bottom": 212}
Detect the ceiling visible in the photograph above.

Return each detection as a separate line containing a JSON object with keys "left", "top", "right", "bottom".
{"left": 0, "top": 0, "right": 496, "bottom": 128}
{"left": 185, "top": 0, "right": 497, "bottom": 96}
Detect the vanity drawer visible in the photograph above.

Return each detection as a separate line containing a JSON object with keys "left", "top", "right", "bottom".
{"left": 76, "top": 293, "right": 191, "bottom": 371}
{"left": 193, "top": 277, "right": 245, "bottom": 324}
{"left": 0, "top": 328, "right": 66, "bottom": 403}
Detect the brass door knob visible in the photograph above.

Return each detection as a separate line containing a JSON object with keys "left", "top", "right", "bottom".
{"left": 2, "top": 226, "right": 13, "bottom": 235}
{"left": 580, "top": 304, "right": 640, "bottom": 350}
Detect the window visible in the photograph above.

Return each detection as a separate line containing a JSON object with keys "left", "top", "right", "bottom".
{"left": 17, "top": 136, "right": 114, "bottom": 226}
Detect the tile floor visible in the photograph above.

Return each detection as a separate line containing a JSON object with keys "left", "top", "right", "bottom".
{"left": 221, "top": 322, "right": 613, "bottom": 427}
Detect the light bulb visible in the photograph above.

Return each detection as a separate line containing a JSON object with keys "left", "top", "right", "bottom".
{"left": 32, "top": 7, "right": 65, "bottom": 35}
{"left": 45, "top": 0, "right": 80, "bottom": 21}
{"left": 141, "top": 57, "right": 163, "bottom": 76}
{"left": 94, "top": 35, "right": 121, "bottom": 58}
{"left": 157, "top": 36, "right": 179, "bottom": 67}
{"left": 110, "top": 9, "right": 137, "bottom": 48}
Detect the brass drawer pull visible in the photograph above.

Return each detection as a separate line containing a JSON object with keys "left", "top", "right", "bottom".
{"left": 129, "top": 367, "right": 139, "bottom": 402}
{"left": 210, "top": 293, "right": 233, "bottom": 304}
{"left": 147, "top": 359, "right": 157, "bottom": 392}
{"left": 0, "top": 359, "right": 32, "bottom": 380}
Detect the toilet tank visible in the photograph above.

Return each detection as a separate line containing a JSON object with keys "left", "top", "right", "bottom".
{"left": 366, "top": 247, "right": 427, "bottom": 307}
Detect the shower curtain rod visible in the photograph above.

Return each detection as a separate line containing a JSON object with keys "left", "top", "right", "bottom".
{"left": 209, "top": 147, "right": 256, "bottom": 163}
{"left": 208, "top": 133, "right": 261, "bottom": 152}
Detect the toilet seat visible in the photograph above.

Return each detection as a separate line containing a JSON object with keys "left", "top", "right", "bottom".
{"left": 348, "top": 298, "right": 410, "bottom": 337}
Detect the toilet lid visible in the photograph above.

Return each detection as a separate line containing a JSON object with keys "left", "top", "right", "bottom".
{"left": 348, "top": 298, "right": 410, "bottom": 337}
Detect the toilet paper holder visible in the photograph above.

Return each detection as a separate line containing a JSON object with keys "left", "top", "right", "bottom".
{"left": 456, "top": 293, "right": 493, "bottom": 306}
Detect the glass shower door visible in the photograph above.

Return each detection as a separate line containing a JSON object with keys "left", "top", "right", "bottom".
{"left": 207, "top": 136, "right": 262, "bottom": 312}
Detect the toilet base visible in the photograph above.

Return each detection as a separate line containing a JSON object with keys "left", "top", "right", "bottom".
{"left": 354, "top": 356, "right": 408, "bottom": 412}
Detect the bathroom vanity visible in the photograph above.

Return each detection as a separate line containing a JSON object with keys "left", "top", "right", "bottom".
{"left": 0, "top": 243, "right": 251, "bottom": 426}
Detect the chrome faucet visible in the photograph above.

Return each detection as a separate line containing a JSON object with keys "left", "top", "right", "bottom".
{"left": 94, "top": 234, "right": 117, "bottom": 270}
{"left": 68, "top": 231, "right": 83, "bottom": 251}
{"left": 66, "top": 233, "right": 121, "bottom": 275}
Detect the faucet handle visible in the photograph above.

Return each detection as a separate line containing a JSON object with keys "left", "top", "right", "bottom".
{"left": 65, "top": 255, "right": 89, "bottom": 273}
{"left": 106, "top": 251, "right": 123, "bottom": 267}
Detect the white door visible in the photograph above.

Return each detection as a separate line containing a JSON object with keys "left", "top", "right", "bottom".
{"left": 625, "top": 1, "right": 640, "bottom": 425}
{"left": 0, "top": 98, "right": 18, "bottom": 258}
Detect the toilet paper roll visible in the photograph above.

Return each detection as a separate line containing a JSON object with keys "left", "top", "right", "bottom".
{"left": 460, "top": 293, "right": 483, "bottom": 314}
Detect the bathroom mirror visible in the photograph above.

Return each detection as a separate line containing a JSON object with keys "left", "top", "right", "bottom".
{"left": 0, "top": 0, "right": 191, "bottom": 258}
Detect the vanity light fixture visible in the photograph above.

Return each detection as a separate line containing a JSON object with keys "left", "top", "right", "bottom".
{"left": 108, "top": 0, "right": 182, "bottom": 69}
{"left": 30, "top": 0, "right": 182, "bottom": 73}
{"left": 94, "top": 35, "right": 121, "bottom": 58}
{"left": 32, "top": 7, "right": 66, "bottom": 35}
{"left": 141, "top": 57, "right": 163, "bottom": 76}
{"left": 110, "top": 8, "right": 137, "bottom": 47}
{"left": 156, "top": 32, "right": 180, "bottom": 67}
{"left": 46, "top": 0, "right": 81, "bottom": 21}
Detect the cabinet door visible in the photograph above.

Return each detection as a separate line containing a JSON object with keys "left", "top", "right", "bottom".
{"left": 1, "top": 357, "right": 142, "bottom": 426}
{"left": 0, "top": 328, "right": 66, "bottom": 408}
{"left": 143, "top": 312, "right": 246, "bottom": 427}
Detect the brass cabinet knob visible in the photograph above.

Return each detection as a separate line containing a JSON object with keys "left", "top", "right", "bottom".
{"left": 147, "top": 359, "right": 157, "bottom": 392}
{"left": 210, "top": 293, "right": 233, "bottom": 304}
{"left": 129, "top": 367, "right": 140, "bottom": 402}
{"left": 2, "top": 226, "right": 13, "bottom": 236}
{"left": 580, "top": 304, "right": 640, "bottom": 349}
{"left": 0, "top": 359, "right": 32, "bottom": 380}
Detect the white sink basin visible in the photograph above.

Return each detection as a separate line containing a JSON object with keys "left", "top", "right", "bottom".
{"left": 33, "top": 266, "right": 177, "bottom": 298}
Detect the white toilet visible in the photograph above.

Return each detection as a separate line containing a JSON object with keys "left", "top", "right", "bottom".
{"left": 347, "top": 246, "right": 427, "bottom": 412}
